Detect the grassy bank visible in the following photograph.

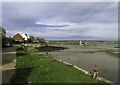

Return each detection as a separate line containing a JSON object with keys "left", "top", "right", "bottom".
{"left": 12, "top": 47, "right": 109, "bottom": 84}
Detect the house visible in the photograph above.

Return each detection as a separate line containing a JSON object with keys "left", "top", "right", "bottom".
{"left": 13, "top": 33, "right": 30, "bottom": 42}
{"left": 0, "top": 26, "right": 7, "bottom": 44}
{"left": 0, "top": 26, "right": 13, "bottom": 46}
{"left": 21, "top": 34, "right": 30, "bottom": 41}
{"left": 0, "top": 26, "right": 6, "bottom": 41}
{"left": 29, "top": 35, "right": 36, "bottom": 42}
{"left": 13, "top": 33, "right": 24, "bottom": 42}
{"left": 0, "top": 26, "right": 6, "bottom": 37}
{"left": 79, "top": 41, "right": 86, "bottom": 46}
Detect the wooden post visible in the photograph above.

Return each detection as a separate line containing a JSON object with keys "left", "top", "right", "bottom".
{"left": 92, "top": 68, "right": 99, "bottom": 80}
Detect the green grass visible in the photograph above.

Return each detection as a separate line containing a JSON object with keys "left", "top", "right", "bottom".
{"left": 11, "top": 47, "right": 109, "bottom": 84}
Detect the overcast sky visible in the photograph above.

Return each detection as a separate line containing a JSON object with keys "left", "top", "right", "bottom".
{"left": 1, "top": 2, "right": 118, "bottom": 40}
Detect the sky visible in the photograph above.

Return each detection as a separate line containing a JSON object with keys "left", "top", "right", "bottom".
{"left": 1, "top": 2, "right": 118, "bottom": 40}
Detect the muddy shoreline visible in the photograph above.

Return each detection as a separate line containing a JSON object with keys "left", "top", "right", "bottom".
{"left": 48, "top": 45, "right": 118, "bottom": 82}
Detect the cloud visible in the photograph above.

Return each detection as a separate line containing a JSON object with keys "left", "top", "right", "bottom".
{"left": 36, "top": 23, "right": 69, "bottom": 28}
{"left": 2, "top": 2, "right": 118, "bottom": 40}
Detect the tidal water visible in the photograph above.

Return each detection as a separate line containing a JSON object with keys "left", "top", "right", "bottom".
{"left": 48, "top": 45, "right": 118, "bottom": 82}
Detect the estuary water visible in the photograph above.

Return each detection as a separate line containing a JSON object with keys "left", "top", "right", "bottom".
{"left": 48, "top": 45, "right": 118, "bottom": 82}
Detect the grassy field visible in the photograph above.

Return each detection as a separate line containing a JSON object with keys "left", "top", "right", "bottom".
{"left": 11, "top": 46, "right": 109, "bottom": 84}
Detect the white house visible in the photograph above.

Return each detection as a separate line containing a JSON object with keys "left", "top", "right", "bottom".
{"left": 13, "top": 33, "right": 30, "bottom": 42}
{"left": 21, "top": 34, "right": 30, "bottom": 40}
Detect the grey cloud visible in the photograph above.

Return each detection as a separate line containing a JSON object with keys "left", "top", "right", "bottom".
{"left": 37, "top": 24, "right": 68, "bottom": 28}
{"left": 2, "top": 2, "right": 118, "bottom": 40}
{"left": 43, "top": 35, "right": 113, "bottom": 40}
{"left": 61, "top": 3, "right": 117, "bottom": 23}
{"left": 3, "top": 2, "right": 117, "bottom": 24}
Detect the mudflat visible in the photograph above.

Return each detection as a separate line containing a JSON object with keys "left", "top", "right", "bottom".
{"left": 48, "top": 44, "right": 118, "bottom": 83}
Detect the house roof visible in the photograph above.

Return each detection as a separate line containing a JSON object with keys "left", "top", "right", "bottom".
{"left": 13, "top": 33, "right": 30, "bottom": 40}
{"left": 13, "top": 33, "right": 24, "bottom": 41}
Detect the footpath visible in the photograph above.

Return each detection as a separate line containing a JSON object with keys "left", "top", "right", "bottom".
{"left": 1, "top": 46, "right": 17, "bottom": 84}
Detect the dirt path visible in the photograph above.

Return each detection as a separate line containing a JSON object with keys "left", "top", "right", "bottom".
{"left": 1, "top": 46, "right": 17, "bottom": 84}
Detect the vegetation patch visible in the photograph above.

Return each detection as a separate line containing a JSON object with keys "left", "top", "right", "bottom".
{"left": 36, "top": 46, "right": 67, "bottom": 52}
{"left": 114, "top": 46, "right": 120, "bottom": 48}
{"left": 105, "top": 49, "right": 119, "bottom": 57}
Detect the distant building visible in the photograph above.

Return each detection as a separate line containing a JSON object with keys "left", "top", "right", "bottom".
{"left": 29, "top": 35, "right": 36, "bottom": 42}
{"left": 0, "top": 26, "right": 6, "bottom": 37}
{"left": 13, "top": 33, "right": 24, "bottom": 42}
{"left": 0, "top": 26, "right": 13, "bottom": 46}
{"left": 13, "top": 33, "right": 30, "bottom": 42}
{"left": 79, "top": 41, "right": 86, "bottom": 46}
{"left": 0, "top": 26, "right": 7, "bottom": 44}
{"left": 46, "top": 40, "right": 49, "bottom": 42}
{"left": 21, "top": 34, "right": 30, "bottom": 41}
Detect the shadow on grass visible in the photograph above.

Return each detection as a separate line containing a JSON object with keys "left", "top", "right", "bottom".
{"left": 10, "top": 67, "right": 33, "bottom": 84}
{"left": 36, "top": 46, "right": 67, "bottom": 52}
{"left": 16, "top": 47, "right": 24, "bottom": 51}
{"left": 16, "top": 47, "right": 27, "bottom": 57}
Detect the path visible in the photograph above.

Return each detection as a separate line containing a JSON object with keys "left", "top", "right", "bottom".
{"left": 1, "top": 46, "right": 17, "bottom": 84}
